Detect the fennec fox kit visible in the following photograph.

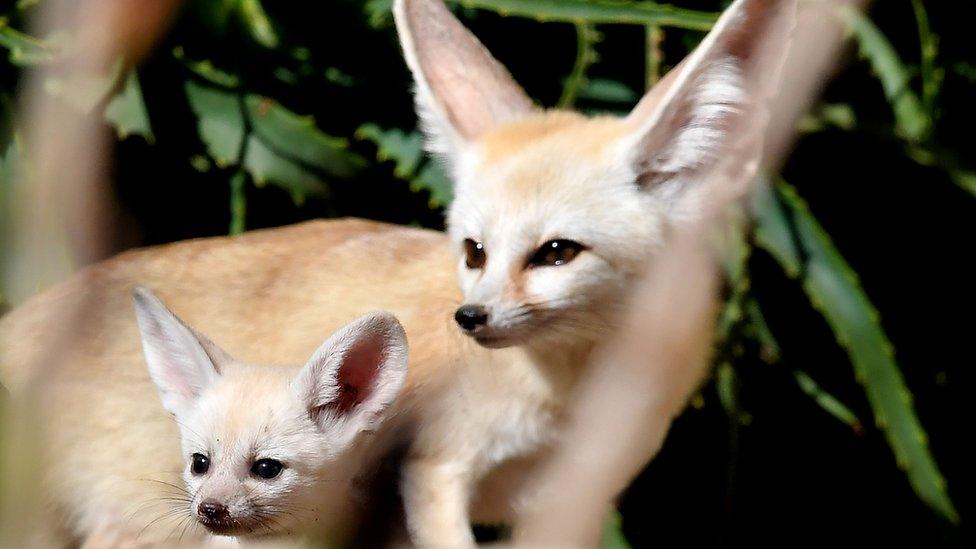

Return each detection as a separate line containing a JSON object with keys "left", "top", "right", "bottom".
{"left": 0, "top": 0, "right": 793, "bottom": 545}
{"left": 10, "top": 285, "right": 408, "bottom": 545}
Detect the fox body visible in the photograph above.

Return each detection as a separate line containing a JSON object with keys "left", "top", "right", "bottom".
{"left": 0, "top": 0, "right": 793, "bottom": 545}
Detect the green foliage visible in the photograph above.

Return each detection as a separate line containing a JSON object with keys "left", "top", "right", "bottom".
{"left": 754, "top": 181, "right": 958, "bottom": 524}
{"left": 0, "top": 18, "right": 55, "bottom": 65}
{"left": 104, "top": 72, "right": 154, "bottom": 143}
{"left": 601, "top": 510, "right": 631, "bottom": 549}
{"left": 0, "top": 0, "right": 970, "bottom": 541}
{"left": 356, "top": 124, "right": 453, "bottom": 208}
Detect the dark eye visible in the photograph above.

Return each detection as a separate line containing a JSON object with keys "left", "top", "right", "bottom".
{"left": 191, "top": 453, "right": 210, "bottom": 475}
{"left": 251, "top": 458, "right": 284, "bottom": 479}
{"left": 463, "top": 239, "right": 486, "bottom": 269}
{"left": 529, "top": 240, "right": 585, "bottom": 267}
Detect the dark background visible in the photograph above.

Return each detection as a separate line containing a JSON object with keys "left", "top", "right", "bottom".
{"left": 2, "top": 0, "right": 973, "bottom": 547}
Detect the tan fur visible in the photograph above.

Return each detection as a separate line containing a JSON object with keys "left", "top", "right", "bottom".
{"left": 476, "top": 112, "right": 627, "bottom": 164}
{"left": 1, "top": 0, "right": 795, "bottom": 545}
{"left": 0, "top": 219, "right": 483, "bottom": 544}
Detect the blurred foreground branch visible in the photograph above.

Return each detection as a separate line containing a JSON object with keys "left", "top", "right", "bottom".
{"left": 0, "top": 1, "right": 183, "bottom": 545}
{"left": 514, "top": 1, "right": 869, "bottom": 545}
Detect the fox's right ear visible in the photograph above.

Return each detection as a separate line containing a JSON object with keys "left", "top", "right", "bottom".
{"left": 394, "top": 0, "right": 536, "bottom": 167}
{"left": 292, "top": 312, "right": 408, "bottom": 453}
{"left": 133, "top": 287, "right": 226, "bottom": 417}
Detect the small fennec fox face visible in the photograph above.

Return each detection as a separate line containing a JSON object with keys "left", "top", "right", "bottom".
{"left": 396, "top": 0, "right": 789, "bottom": 350}
{"left": 133, "top": 287, "right": 408, "bottom": 538}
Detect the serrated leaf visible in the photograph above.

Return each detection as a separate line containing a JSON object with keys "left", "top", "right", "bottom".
{"left": 356, "top": 124, "right": 453, "bottom": 207}
{"left": 356, "top": 124, "right": 424, "bottom": 177}
{"left": 841, "top": 7, "right": 929, "bottom": 142}
{"left": 0, "top": 20, "right": 56, "bottom": 65}
{"left": 754, "top": 181, "right": 958, "bottom": 524}
{"left": 185, "top": 81, "right": 244, "bottom": 167}
{"left": 793, "top": 370, "right": 862, "bottom": 432}
{"left": 243, "top": 136, "right": 327, "bottom": 205}
{"left": 413, "top": 161, "right": 453, "bottom": 208}
{"left": 174, "top": 48, "right": 241, "bottom": 88}
{"left": 454, "top": 0, "right": 716, "bottom": 30}
{"left": 245, "top": 96, "right": 364, "bottom": 178}
{"left": 104, "top": 72, "right": 154, "bottom": 143}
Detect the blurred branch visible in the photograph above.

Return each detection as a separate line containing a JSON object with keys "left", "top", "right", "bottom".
{"left": 0, "top": 0, "right": 185, "bottom": 544}
{"left": 514, "top": 1, "right": 871, "bottom": 544}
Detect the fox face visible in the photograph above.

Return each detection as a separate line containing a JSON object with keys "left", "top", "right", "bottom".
{"left": 132, "top": 287, "right": 408, "bottom": 537}
{"left": 395, "top": 0, "right": 787, "bottom": 349}
{"left": 446, "top": 114, "right": 669, "bottom": 348}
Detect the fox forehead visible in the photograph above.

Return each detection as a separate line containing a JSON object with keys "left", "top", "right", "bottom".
{"left": 185, "top": 364, "right": 307, "bottom": 454}
{"left": 450, "top": 112, "right": 656, "bottom": 248}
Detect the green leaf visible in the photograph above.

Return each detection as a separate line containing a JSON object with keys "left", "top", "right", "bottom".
{"left": 600, "top": 510, "right": 630, "bottom": 549}
{"left": 577, "top": 78, "right": 639, "bottom": 104}
{"left": 245, "top": 96, "right": 364, "bottom": 179}
{"left": 793, "top": 370, "right": 862, "bottom": 432}
{"left": 104, "top": 72, "right": 155, "bottom": 143}
{"left": 185, "top": 81, "right": 245, "bottom": 167}
{"left": 841, "top": 7, "right": 929, "bottom": 142}
{"left": 239, "top": 0, "right": 279, "bottom": 48}
{"left": 0, "top": 137, "right": 22, "bottom": 213}
{"left": 413, "top": 161, "right": 453, "bottom": 208}
{"left": 356, "top": 124, "right": 453, "bottom": 207}
{"left": 356, "top": 124, "right": 424, "bottom": 178}
{"left": 174, "top": 47, "right": 242, "bottom": 88}
{"left": 0, "top": 19, "right": 57, "bottom": 65}
{"left": 243, "top": 136, "right": 328, "bottom": 205}
{"left": 754, "top": 181, "right": 958, "bottom": 524}
{"left": 454, "top": 0, "right": 717, "bottom": 30}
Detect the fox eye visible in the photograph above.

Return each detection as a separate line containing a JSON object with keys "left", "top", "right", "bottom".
{"left": 251, "top": 458, "right": 284, "bottom": 479}
{"left": 191, "top": 453, "right": 210, "bottom": 475}
{"left": 463, "top": 239, "right": 486, "bottom": 269}
{"left": 530, "top": 240, "right": 585, "bottom": 267}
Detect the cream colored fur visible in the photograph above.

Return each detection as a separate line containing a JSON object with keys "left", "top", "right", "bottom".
{"left": 0, "top": 0, "right": 794, "bottom": 546}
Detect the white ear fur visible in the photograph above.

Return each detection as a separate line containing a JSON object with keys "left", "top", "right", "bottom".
{"left": 291, "top": 312, "right": 408, "bottom": 451}
{"left": 620, "top": 0, "right": 796, "bottom": 207}
{"left": 393, "top": 0, "right": 536, "bottom": 167}
{"left": 133, "top": 286, "right": 226, "bottom": 417}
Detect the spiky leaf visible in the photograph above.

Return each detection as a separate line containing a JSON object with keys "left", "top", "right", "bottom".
{"left": 754, "top": 181, "right": 958, "bottom": 524}
{"left": 104, "top": 72, "right": 155, "bottom": 143}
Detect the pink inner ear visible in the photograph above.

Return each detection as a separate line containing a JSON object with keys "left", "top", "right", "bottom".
{"left": 330, "top": 337, "right": 383, "bottom": 415}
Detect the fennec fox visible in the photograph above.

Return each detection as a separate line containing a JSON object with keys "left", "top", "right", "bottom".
{"left": 0, "top": 0, "right": 794, "bottom": 545}
{"left": 6, "top": 285, "right": 408, "bottom": 545}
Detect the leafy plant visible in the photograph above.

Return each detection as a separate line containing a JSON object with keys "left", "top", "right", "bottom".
{"left": 0, "top": 0, "right": 969, "bottom": 545}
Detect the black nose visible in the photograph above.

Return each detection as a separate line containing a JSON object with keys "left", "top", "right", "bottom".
{"left": 455, "top": 304, "right": 488, "bottom": 332}
{"left": 198, "top": 501, "right": 229, "bottom": 522}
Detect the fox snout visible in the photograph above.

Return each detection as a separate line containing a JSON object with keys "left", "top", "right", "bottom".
{"left": 454, "top": 304, "right": 489, "bottom": 332}
{"left": 197, "top": 500, "right": 229, "bottom": 523}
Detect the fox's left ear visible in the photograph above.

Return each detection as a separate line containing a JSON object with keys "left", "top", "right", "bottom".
{"left": 292, "top": 312, "right": 408, "bottom": 452}
{"left": 620, "top": 0, "right": 796, "bottom": 208}
{"left": 394, "top": 0, "right": 536, "bottom": 167}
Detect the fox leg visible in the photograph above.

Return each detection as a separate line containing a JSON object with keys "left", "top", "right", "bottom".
{"left": 401, "top": 456, "right": 476, "bottom": 548}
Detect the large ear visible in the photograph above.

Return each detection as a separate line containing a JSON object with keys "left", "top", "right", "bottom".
{"left": 133, "top": 287, "right": 229, "bottom": 417}
{"left": 393, "top": 0, "right": 536, "bottom": 165}
{"left": 291, "top": 312, "right": 408, "bottom": 451}
{"left": 620, "top": 0, "right": 796, "bottom": 209}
